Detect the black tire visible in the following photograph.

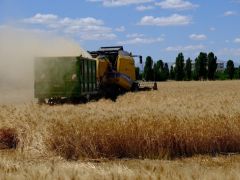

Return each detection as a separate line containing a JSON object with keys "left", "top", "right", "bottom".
{"left": 131, "top": 82, "right": 139, "bottom": 92}
{"left": 102, "top": 84, "right": 119, "bottom": 101}
{"left": 48, "top": 98, "right": 56, "bottom": 106}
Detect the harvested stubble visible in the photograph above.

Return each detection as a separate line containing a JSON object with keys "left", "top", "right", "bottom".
{"left": 1, "top": 154, "right": 240, "bottom": 180}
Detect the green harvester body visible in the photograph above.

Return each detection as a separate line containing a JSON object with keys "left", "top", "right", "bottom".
{"left": 34, "top": 56, "right": 97, "bottom": 99}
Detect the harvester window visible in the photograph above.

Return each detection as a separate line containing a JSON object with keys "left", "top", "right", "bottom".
{"left": 107, "top": 54, "right": 118, "bottom": 70}
{"left": 89, "top": 46, "right": 127, "bottom": 70}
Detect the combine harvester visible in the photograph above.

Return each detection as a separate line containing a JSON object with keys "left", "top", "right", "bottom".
{"left": 34, "top": 46, "right": 157, "bottom": 104}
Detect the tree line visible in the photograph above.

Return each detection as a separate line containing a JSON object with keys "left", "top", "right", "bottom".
{"left": 136, "top": 52, "right": 240, "bottom": 81}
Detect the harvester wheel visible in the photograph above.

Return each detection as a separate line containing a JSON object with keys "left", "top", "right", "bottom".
{"left": 103, "top": 84, "right": 119, "bottom": 101}
{"left": 48, "top": 97, "right": 61, "bottom": 105}
{"left": 48, "top": 98, "right": 55, "bottom": 106}
{"left": 131, "top": 82, "right": 139, "bottom": 92}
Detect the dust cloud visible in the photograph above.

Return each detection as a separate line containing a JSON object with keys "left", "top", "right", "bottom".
{"left": 0, "top": 26, "right": 91, "bottom": 104}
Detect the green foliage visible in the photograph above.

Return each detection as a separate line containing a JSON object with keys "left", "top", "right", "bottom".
{"left": 226, "top": 60, "right": 235, "bottom": 80}
{"left": 170, "top": 66, "right": 175, "bottom": 80}
{"left": 233, "top": 68, "right": 239, "bottom": 79}
{"left": 144, "top": 56, "right": 154, "bottom": 81}
{"left": 195, "top": 52, "right": 208, "bottom": 80}
{"left": 157, "top": 60, "right": 164, "bottom": 70}
{"left": 153, "top": 63, "right": 158, "bottom": 81}
{"left": 185, "top": 58, "right": 192, "bottom": 80}
{"left": 214, "top": 71, "right": 228, "bottom": 80}
{"left": 141, "top": 53, "right": 237, "bottom": 82}
{"left": 135, "top": 67, "right": 141, "bottom": 80}
{"left": 238, "top": 66, "right": 240, "bottom": 79}
{"left": 153, "top": 60, "right": 163, "bottom": 81}
{"left": 163, "top": 63, "right": 169, "bottom": 80}
{"left": 192, "top": 71, "right": 198, "bottom": 81}
{"left": 175, "top": 53, "right": 185, "bottom": 81}
{"left": 207, "top": 52, "right": 217, "bottom": 80}
{"left": 153, "top": 60, "right": 168, "bottom": 81}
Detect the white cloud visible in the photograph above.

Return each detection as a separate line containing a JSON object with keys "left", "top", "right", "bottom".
{"left": 210, "top": 27, "right": 216, "bottom": 31}
{"left": 139, "top": 14, "right": 191, "bottom": 26}
{"left": 23, "top": 13, "right": 116, "bottom": 41}
{"left": 24, "top": 15, "right": 104, "bottom": 29}
{"left": 63, "top": 24, "right": 117, "bottom": 40}
{"left": 126, "top": 33, "right": 145, "bottom": 38}
{"left": 165, "top": 45, "right": 205, "bottom": 52}
{"left": 59, "top": 17, "right": 103, "bottom": 26}
{"left": 119, "top": 37, "right": 164, "bottom": 45}
{"left": 115, "top": 26, "right": 126, "bottom": 32}
{"left": 189, "top": 34, "right": 207, "bottom": 41}
{"left": 155, "top": 0, "right": 198, "bottom": 10}
{"left": 87, "top": 0, "right": 153, "bottom": 7}
{"left": 80, "top": 33, "right": 116, "bottom": 40}
{"left": 234, "top": 38, "right": 240, "bottom": 43}
{"left": 23, "top": 13, "right": 58, "bottom": 24}
{"left": 224, "top": 11, "right": 237, "bottom": 16}
{"left": 218, "top": 48, "right": 240, "bottom": 56}
{"left": 136, "top": 5, "right": 154, "bottom": 11}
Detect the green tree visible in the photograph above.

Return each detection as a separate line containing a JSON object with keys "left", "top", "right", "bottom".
{"left": 170, "top": 66, "right": 175, "bottom": 80}
{"left": 226, "top": 60, "right": 235, "bottom": 79}
{"left": 238, "top": 66, "right": 240, "bottom": 79}
{"left": 207, "top": 52, "right": 217, "bottom": 80}
{"left": 195, "top": 52, "right": 208, "bottom": 80}
{"left": 153, "top": 63, "right": 158, "bottom": 81}
{"left": 135, "top": 67, "right": 141, "bottom": 80}
{"left": 144, "top": 56, "right": 154, "bottom": 81}
{"left": 214, "top": 71, "right": 228, "bottom": 80}
{"left": 157, "top": 60, "right": 164, "bottom": 70}
{"left": 155, "top": 60, "right": 164, "bottom": 81}
{"left": 185, "top": 58, "right": 192, "bottom": 80}
{"left": 163, "top": 63, "right": 169, "bottom": 80}
{"left": 175, "top": 53, "right": 185, "bottom": 81}
{"left": 194, "top": 58, "right": 199, "bottom": 80}
{"left": 153, "top": 60, "right": 169, "bottom": 81}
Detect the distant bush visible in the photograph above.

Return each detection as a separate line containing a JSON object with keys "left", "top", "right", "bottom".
{"left": 214, "top": 71, "right": 228, "bottom": 80}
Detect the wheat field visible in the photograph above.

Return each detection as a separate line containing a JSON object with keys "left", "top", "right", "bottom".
{"left": 1, "top": 80, "right": 240, "bottom": 179}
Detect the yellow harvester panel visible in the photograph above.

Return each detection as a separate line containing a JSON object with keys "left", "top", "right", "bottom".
{"left": 117, "top": 55, "right": 136, "bottom": 81}
{"left": 96, "top": 58, "right": 109, "bottom": 80}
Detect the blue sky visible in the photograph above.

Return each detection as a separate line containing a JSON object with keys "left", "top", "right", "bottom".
{"left": 0, "top": 0, "right": 240, "bottom": 64}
